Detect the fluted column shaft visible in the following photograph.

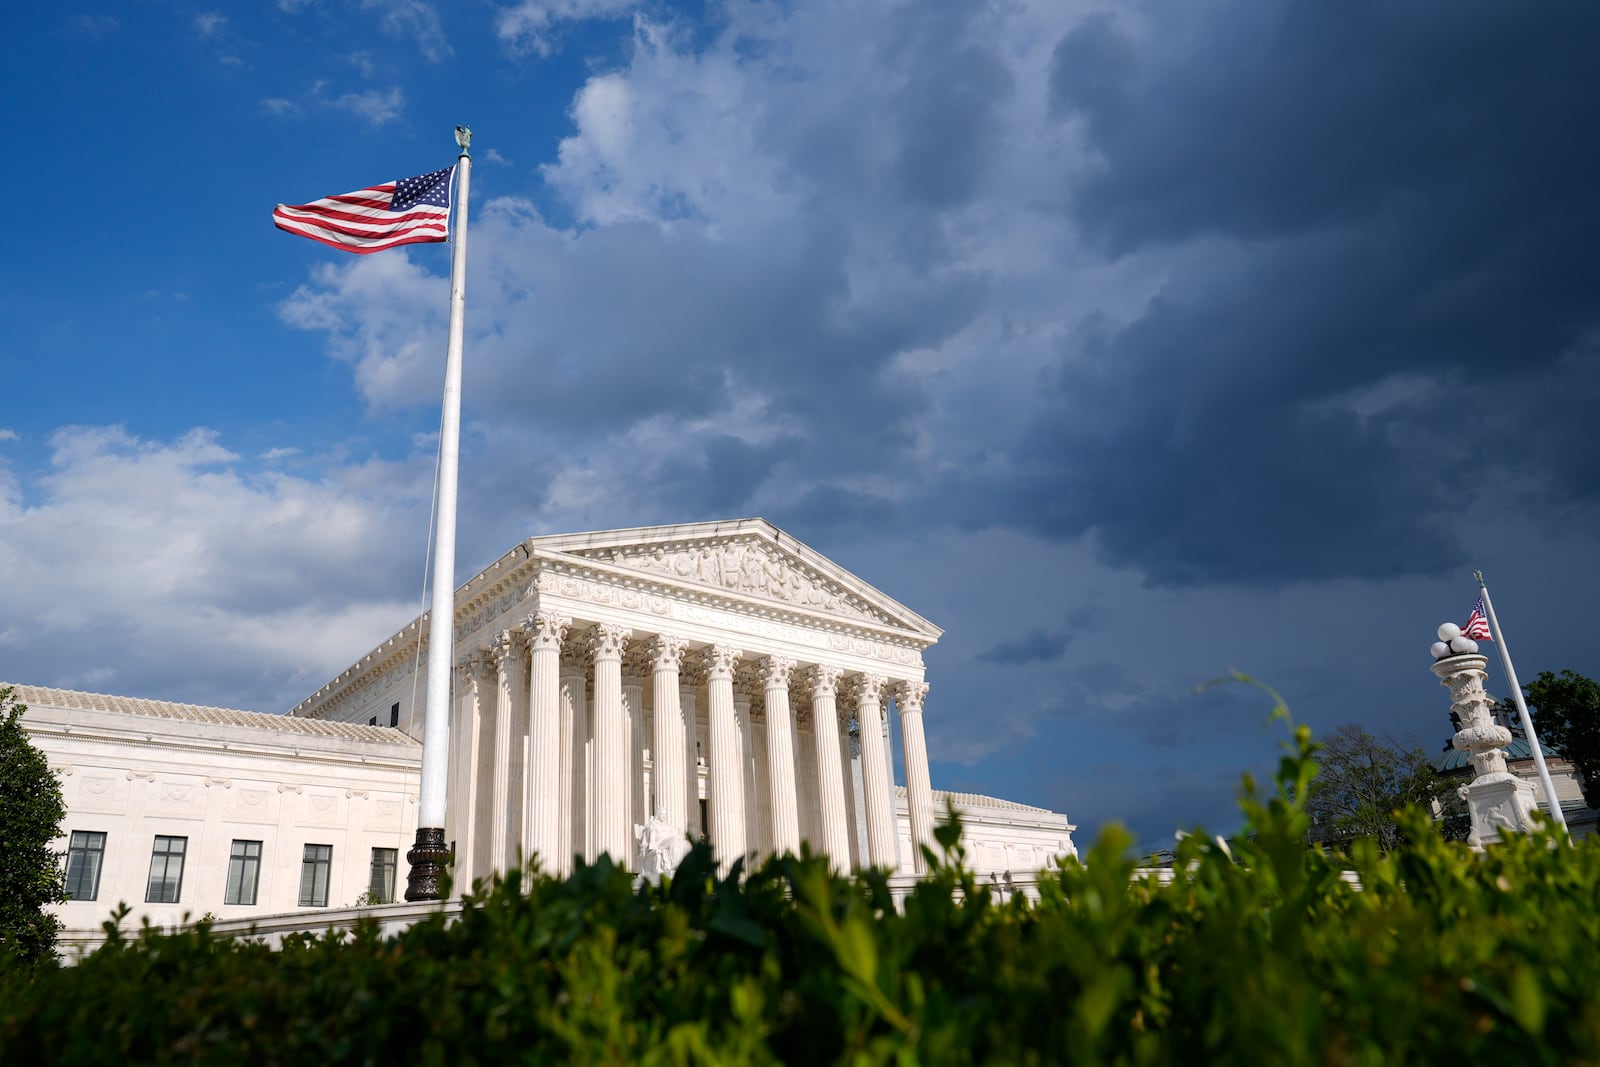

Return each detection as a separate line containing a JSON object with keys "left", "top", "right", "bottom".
{"left": 489, "top": 630, "right": 528, "bottom": 872}
{"left": 650, "top": 636, "right": 690, "bottom": 836}
{"left": 704, "top": 645, "right": 746, "bottom": 872}
{"left": 622, "top": 677, "right": 646, "bottom": 851}
{"left": 840, "top": 711, "right": 862, "bottom": 867}
{"left": 524, "top": 612, "right": 569, "bottom": 873}
{"left": 808, "top": 666, "right": 851, "bottom": 870}
{"left": 742, "top": 698, "right": 767, "bottom": 859}
{"left": 559, "top": 663, "right": 587, "bottom": 871}
{"left": 590, "top": 625, "right": 631, "bottom": 863}
{"left": 855, "top": 674, "right": 897, "bottom": 868}
{"left": 761, "top": 656, "right": 800, "bottom": 856}
{"left": 896, "top": 681, "right": 935, "bottom": 873}
{"left": 681, "top": 683, "right": 701, "bottom": 837}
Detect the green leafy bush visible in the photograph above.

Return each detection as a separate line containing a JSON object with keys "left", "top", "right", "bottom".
{"left": 3, "top": 698, "right": 1598, "bottom": 1065}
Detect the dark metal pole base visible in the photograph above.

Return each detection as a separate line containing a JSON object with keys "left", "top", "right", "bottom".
{"left": 404, "top": 826, "right": 452, "bottom": 902}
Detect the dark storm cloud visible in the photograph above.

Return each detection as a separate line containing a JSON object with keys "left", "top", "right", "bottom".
{"left": 977, "top": 626, "right": 1072, "bottom": 666}
{"left": 942, "top": 2, "right": 1600, "bottom": 586}
{"left": 772, "top": 485, "right": 899, "bottom": 544}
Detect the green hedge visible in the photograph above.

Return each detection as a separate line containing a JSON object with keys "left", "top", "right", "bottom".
{"left": 3, "top": 712, "right": 1599, "bottom": 1065}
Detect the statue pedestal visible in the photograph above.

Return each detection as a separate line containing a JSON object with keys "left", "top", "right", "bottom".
{"left": 1462, "top": 775, "right": 1540, "bottom": 848}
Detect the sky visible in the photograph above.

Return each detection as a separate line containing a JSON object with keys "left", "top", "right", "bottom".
{"left": 3, "top": 1, "right": 1599, "bottom": 852}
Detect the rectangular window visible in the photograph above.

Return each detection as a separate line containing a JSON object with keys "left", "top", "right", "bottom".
{"left": 145, "top": 835, "right": 188, "bottom": 904}
{"left": 299, "top": 844, "right": 332, "bottom": 907}
{"left": 224, "top": 839, "right": 263, "bottom": 906}
{"left": 63, "top": 831, "right": 107, "bottom": 901}
{"left": 389, "top": 702, "right": 400, "bottom": 728}
{"left": 369, "top": 847, "right": 398, "bottom": 904}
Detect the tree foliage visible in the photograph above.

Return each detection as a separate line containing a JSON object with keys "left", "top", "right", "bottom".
{"left": 1524, "top": 669, "right": 1600, "bottom": 808}
{"left": 0, "top": 688, "right": 67, "bottom": 966}
{"left": 3, "top": 704, "right": 1599, "bottom": 1063}
{"left": 1303, "top": 723, "right": 1457, "bottom": 851}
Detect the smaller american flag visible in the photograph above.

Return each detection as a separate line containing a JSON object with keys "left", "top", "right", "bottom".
{"left": 1462, "top": 598, "right": 1492, "bottom": 641}
{"left": 273, "top": 167, "right": 454, "bottom": 254}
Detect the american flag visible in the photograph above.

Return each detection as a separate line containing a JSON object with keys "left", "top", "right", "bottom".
{"left": 273, "top": 167, "right": 454, "bottom": 253}
{"left": 1462, "top": 598, "right": 1492, "bottom": 641}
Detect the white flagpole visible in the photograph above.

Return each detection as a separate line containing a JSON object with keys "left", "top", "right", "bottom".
{"left": 1474, "top": 570, "right": 1568, "bottom": 835}
{"left": 406, "top": 126, "right": 473, "bottom": 901}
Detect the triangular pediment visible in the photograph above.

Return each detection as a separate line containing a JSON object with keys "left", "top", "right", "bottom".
{"left": 526, "top": 519, "right": 941, "bottom": 641}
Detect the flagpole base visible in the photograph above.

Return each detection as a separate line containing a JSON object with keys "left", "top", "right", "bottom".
{"left": 404, "top": 827, "right": 452, "bottom": 901}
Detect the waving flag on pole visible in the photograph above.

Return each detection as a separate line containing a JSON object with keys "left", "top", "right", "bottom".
{"left": 1462, "top": 598, "right": 1492, "bottom": 641}
{"left": 273, "top": 166, "right": 454, "bottom": 253}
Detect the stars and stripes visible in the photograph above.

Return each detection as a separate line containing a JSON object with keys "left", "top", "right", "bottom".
{"left": 273, "top": 166, "right": 454, "bottom": 253}
{"left": 1462, "top": 598, "right": 1492, "bottom": 640}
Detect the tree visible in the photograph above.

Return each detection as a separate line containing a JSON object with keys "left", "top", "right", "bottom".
{"left": 1523, "top": 669, "right": 1600, "bottom": 808}
{"left": 0, "top": 688, "right": 67, "bottom": 965}
{"left": 1304, "top": 724, "right": 1457, "bottom": 851}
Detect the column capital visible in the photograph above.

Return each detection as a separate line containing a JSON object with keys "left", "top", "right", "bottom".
{"left": 492, "top": 627, "right": 526, "bottom": 668}
{"left": 648, "top": 634, "right": 691, "bottom": 672}
{"left": 894, "top": 680, "right": 929, "bottom": 714}
{"left": 525, "top": 611, "right": 571, "bottom": 652}
{"left": 622, "top": 645, "right": 652, "bottom": 682}
{"left": 702, "top": 644, "right": 744, "bottom": 680}
{"left": 805, "top": 664, "right": 845, "bottom": 697}
{"left": 589, "top": 623, "right": 632, "bottom": 660}
{"left": 760, "top": 655, "right": 797, "bottom": 690}
{"left": 854, "top": 673, "right": 887, "bottom": 705}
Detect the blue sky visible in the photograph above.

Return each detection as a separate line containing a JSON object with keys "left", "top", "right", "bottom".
{"left": 3, "top": 1, "right": 1599, "bottom": 851}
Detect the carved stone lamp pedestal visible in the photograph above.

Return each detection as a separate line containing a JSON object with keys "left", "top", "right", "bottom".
{"left": 1432, "top": 651, "right": 1538, "bottom": 849}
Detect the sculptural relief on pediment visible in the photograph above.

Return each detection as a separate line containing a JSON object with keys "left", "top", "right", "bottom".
{"left": 573, "top": 541, "right": 894, "bottom": 626}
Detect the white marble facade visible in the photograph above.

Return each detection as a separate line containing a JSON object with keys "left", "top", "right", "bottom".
{"left": 16, "top": 685, "right": 420, "bottom": 950}
{"left": 291, "top": 519, "right": 1070, "bottom": 884}
{"left": 19, "top": 519, "right": 1075, "bottom": 943}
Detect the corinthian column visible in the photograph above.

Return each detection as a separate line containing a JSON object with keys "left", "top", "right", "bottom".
{"left": 650, "top": 635, "right": 690, "bottom": 836}
{"left": 559, "top": 657, "right": 587, "bottom": 872}
{"left": 622, "top": 663, "right": 647, "bottom": 853}
{"left": 807, "top": 665, "right": 851, "bottom": 870}
{"left": 489, "top": 628, "right": 528, "bottom": 873}
{"left": 589, "top": 624, "right": 632, "bottom": 864}
{"left": 704, "top": 645, "right": 746, "bottom": 873}
{"left": 523, "top": 611, "right": 569, "bottom": 873}
{"left": 854, "top": 674, "right": 897, "bottom": 868}
{"left": 895, "top": 681, "right": 935, "bottom": 873}
{"left": 761, "top": 656, "right": 801, "bottom": 856}
{"left": 681, "top": 678, "right": 701, "bottom": 838}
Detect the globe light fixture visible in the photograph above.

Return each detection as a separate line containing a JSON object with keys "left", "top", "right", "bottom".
{"left": 1437, "top": 622, "right": 1461, "bottom": 642}
{"left": 1430, "top": 641, "right": 1450, "bottom": 660}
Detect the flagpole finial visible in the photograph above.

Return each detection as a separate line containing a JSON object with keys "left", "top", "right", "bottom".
{"left": 1474, "top": 569, "right": 1485, "bottom": 586}
{"left": 455, "top": 125, "right": 472, "bottom": 157}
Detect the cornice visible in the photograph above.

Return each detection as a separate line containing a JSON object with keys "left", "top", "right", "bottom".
{"left": 28, "top": 724, "right": 422, "bottom": 775}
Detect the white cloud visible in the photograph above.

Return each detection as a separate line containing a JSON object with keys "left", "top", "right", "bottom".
{"left": 360, "top": 0, "right": 452, "bottom": 63}
{"left": 495, "top": 0, "right": 636, "bottom": 56}
{"left": 348, "top": 50, "right": 377, "bottom": 77}
{"left": 483, "top": 147, "right": 512, "bottom": 166}
{"left": 332, "top": 86, "right": 406, "bottom": 127}
{"left": 0, "top": 430, "right": 18, "bottom": 443}
{"left": 70, "top": 14, "right": 118, "bottom": 38}
{"left": 195, "top": 12, "right": 227, "bottom": 38}
{"left": 0, "top": 426, "right": 431, "bottom": 710}
{"left": 261, "top": 97, "right": 301, "bottom": 117}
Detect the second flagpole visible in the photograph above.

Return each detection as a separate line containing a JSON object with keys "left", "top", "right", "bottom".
{"left": 407, "top": 125, "right": 473, "bottom": 901}
{"left": 1475, "top": 570, "right": 1569, "bottom": 835}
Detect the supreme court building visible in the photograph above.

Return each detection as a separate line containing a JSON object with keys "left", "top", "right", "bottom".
{"left": 23, "top": 519, "right": 1076, "bottom": 943}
